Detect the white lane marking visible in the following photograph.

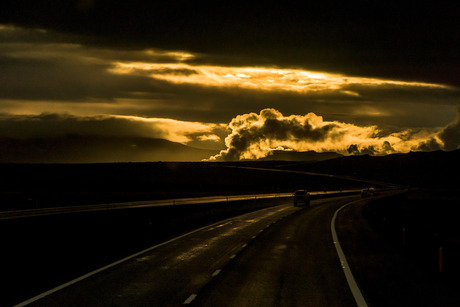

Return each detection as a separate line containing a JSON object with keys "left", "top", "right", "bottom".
{"left": 13, "top": 218, "right": 238, "bottom": 307}
{"left": 229, "top": 254, "right": 236, "bottom": 259}
{"left": 183, "top": 294, "right": 197, "bottom": 304}
{"left": 241, "top": 243, "right": 247, "bottom": 248}
{"left": 212, "top": 269, "right": 221, "bottom": 277}
{"left": 331, "top": 200, "right": 368, "bottom": 307}
{"left": 251, "top": 235, "right": 256, "bottom": 239}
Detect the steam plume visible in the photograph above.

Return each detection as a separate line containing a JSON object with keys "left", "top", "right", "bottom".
{"left": 209, "top": 108, "right": 447, "bottom": 161}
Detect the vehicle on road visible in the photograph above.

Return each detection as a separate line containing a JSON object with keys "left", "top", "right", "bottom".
{"left": 293, "top": 190, "right": 310, "bottom": 207}
{"left": 361, "top": 187, "right": 377, "bottom": 197}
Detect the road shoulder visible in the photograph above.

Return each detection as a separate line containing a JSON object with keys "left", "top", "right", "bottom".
{"left": 336, "top": 195, "right": 456, "bottom": 307}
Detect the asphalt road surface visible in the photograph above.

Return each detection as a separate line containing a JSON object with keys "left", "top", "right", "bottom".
{"left": 18, "top": 195, "right": 362, "bottom": 306}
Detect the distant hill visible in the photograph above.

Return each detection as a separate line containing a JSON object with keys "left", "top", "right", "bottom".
{"left": 278, "top": 150, "right": 460, "bottom": 189}
{"left": 260, "top": 150, "right": 343, "bottom": 162}
{"left": 0, "top": 136, "right": 218, "bottom": 163}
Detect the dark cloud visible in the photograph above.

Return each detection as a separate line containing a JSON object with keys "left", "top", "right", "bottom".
{"left": 346, "top": 144, "right": 377, "bottom": 156}
{"left": 1, "top": 2, "right": 459, "bottom": 87}
{"left": 415, "top": 138, "right": 443, "bottom": 152}
{"left": 438, "top": 107, "right": 460, "bottom": 151}
{"left": 346, "top": 141, "right": 396, "bottom": 156}
{"left": 0, "top": 113, "right": 163, "bottom": 138}
{"left": 258, "top": 109, "right": 340, "bottom": 141}
{"left": 0, "top": 54, "right": 161, "bottom": 102}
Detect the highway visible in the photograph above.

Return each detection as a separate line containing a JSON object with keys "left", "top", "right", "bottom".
{"left": 15, "top": 195, "right": 365, "bottom": 307}
{"left": 0, "top": 190, "right": 360, "bottom": 220}
{"left": 0, "top": 193, "right": 292, "bottom": 220}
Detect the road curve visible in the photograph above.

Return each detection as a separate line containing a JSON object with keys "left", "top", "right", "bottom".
{"left": 194, "top": 195, "right": 360, "bottom": 306}
{"left": 17, "top": 195, "right": 362, "bottom": 306}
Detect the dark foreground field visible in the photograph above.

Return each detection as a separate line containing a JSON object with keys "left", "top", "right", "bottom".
{"left": 1, "top": 151, "right": 459, "bottom": 305}
{"left": 1, "top": 149, "right": 458, "bottom": 211}
{"left": 0, "top": 161, "right": 368, "bottom": 211}
{"left": 364, "top": 190, "right": 460, "bottom": 275}
{"left": 338, "top": 190, "right": 460, "bottom": 306}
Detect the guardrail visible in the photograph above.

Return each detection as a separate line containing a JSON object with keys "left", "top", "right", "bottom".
{"left": 0, "top": 189, "right": 364, "bottom": 220}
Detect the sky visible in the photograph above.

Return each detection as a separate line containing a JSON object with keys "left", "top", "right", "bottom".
{"left": 0, "top": 2, "right": 459, "bottom": 161}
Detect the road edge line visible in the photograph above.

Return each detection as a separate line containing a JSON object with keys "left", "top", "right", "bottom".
{"left": 331, "top": 200, "right": 369, "bottom": 307}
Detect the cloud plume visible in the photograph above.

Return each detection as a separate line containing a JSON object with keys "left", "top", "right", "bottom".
{"left": 209, "top": 108, "right": 448, "bottom": 161}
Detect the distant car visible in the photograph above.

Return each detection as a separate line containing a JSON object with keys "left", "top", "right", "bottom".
{"left": 361, "top": 187, "right": 377, "bottom": 197}
{"left": 294, "top": 190, "right": 310, "bottom": 207}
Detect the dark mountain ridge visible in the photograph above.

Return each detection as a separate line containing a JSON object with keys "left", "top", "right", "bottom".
{"left": 260, "top": 150, "right": 343, "bottom": 162}
{"left": 0, "top": 135, "right": 218, "bottom": 163}
{"left": 277, "top": 149, "right": 460, "bottom": 189}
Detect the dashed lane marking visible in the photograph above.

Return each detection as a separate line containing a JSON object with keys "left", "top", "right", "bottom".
{"left": 212, "top": 269, "right": 221, "bottom": 277}
{"left": 183, "top": 294, "right": 197, "bottom": 304}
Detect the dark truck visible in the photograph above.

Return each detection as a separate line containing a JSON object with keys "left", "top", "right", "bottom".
{"left": 293, "top": 190, "right": 310, "bottom": 207}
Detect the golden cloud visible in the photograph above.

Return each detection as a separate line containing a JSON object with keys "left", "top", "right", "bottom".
{"left": 109, "top": 61, "right": 452, "bottom": 94}
{"left": 209, "top": 108, "right": 444, "bottom": 161}
{"left": 112, "top": 115, "right": 223, "bottom": 144}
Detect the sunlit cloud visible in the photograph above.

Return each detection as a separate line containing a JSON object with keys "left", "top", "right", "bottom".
{"left": 197, "top": 134, "right": 221, "bottom": 142}
{"left": 209, "top": 108, "right": 447, "bottom": 161}
{"left": 109, "top": 62, "right": 452, "bottom": 94}
{"left": 0, "top": 113, "right": 224, "bottom": 146}
{"left": 113, "top": 115, "right": 225, "bottom": 144}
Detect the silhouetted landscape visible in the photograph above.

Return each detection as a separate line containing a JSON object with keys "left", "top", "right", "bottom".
{"left": 2, "top": 149, "right": 460, "bottom": 306}
{"left": 259, "top": 150, "right": 343, "bottom": 161}
{"left": 0, "top": 136, "right": 218, "bottom": 163}
{"left": 1, "top": 149, "right": 459, "bottom": 211}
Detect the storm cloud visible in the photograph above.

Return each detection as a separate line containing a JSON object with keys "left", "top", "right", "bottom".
{"left": 209, "top": 109, "right": 449, "bottom": 161}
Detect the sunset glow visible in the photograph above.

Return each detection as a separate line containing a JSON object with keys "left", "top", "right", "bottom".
{"left": 0, "top": 22, "right": 459, "bottom": 162}
{"left": 109, "top": 62, "right": 451, "bottom": 94}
